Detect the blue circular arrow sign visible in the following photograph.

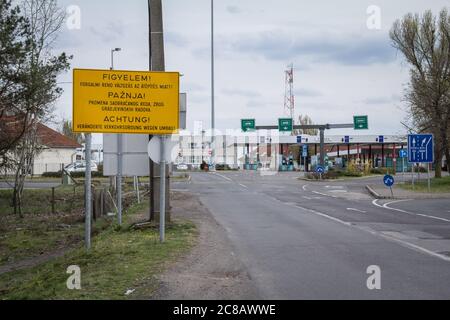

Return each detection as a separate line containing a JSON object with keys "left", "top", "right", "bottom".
{"left": 316, "top": 165, "right": 325, "bottom": 174}
{"left": 383, "top": 174, "right": 394, "bottom": 187}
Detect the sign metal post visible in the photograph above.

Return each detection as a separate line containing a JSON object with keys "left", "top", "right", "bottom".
{"left": 85, "top": 133, "right": 92, "bottom": 250}
{"left": 159, "top": 135, "right": 166, "bottom": 243}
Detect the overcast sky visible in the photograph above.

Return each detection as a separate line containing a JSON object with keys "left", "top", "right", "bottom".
{"left": 53, "top": 0, "right": 449, "bottom": 143}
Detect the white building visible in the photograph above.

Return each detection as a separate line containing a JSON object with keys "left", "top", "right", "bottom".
{"left": 31, "top": 123, "right": 82, "bottom": 175}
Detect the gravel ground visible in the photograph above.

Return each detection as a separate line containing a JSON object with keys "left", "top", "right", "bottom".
{"left": 151, "top": 191, "right": 260, "bottom": 300}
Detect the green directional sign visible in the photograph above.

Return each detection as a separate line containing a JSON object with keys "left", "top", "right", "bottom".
{"left": 278, "top": 118, "right": 293, "bottom": 132}
{"left": 353, "top": 115, "right": 368, "bottom": 130}
{"left": 241, "top": 119, "right": 255, "bottom": 132}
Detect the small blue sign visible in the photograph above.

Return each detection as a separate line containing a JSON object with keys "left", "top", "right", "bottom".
{"left": 297, "top": 136, "right": 302, "bottom": 144}
{"left": 378, "top": 135, "right": 384, "bottom": 143}
{"left": 399, "top": 149, "right": 407, "bottom": 158}
{"left": 344, "top": 136, "right": 350, "bottom": 143}
{"left": 316, "top": 165, "right": 325, "bottom": 174}
{"left": 383, "top": 174, "right": 394, "bottom": 187}
{"left": 408, "top": 134, "right": 433, "bottom": 163}
{"left": 302, "top": 145, "right": 308, "bottom": 157}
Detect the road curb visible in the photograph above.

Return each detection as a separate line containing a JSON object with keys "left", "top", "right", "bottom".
{"left": 365, "top": 185, "right": 389, "bottom": 199}
{"left": 298, "top": 177, "right": 346, "bottom": 182}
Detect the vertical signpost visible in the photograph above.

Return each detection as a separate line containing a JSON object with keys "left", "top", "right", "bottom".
{"left": 302, "top": 144, "right": 308, "bottom": 172}
{"left": 408, "top": 134, "right": 434, "bottom": 192}
{"left": 73, "top": 69, "right": 180, "bottom": 247}
{"left": 383, "top": 174, "right": 395, "bottom": 198}
{"left": 84, "top": 134, "right": 92, "bottom": 250}
{"left": 399, "top": 149, "right": 407, "bottom": 182}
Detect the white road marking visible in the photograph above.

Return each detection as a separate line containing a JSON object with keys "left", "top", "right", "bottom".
{"left": 295, "top": 205, "right": 353, "bottom": 226}
{"left": 262, "top": 193, "right": 450, "bottom": 262}
{"left": 372, "top": 199, "right": 450, "bottom": 223}
{"left": 303, "top": 196, "right": 313, "bottom": 200}
{"left": 312, "top": 191, "right": 339, "bottom": 198}
{"left": 302, "top": 184, "right": 308, "bottom": 191}
{"left": 212, "top": 172, "right": 232, "bottom": 181}
{"left": 346, "top": 208, "right": 367, "bottom": 213}
{"left": 239, "top": 183, "right": 248, "bottom": 189}
{"left": 293, "top": 204, "right": 450, "bottom": 263}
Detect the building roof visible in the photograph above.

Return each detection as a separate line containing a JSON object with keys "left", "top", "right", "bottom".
{"left": 36, "top": 123, "right": 82, "bottom": 149}
{"left": 1, "top": 115, "right": 81, "bottom": 149}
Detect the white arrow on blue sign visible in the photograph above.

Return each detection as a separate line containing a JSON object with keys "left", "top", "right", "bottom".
{"left": 383, "top": 174, "right": 394, "bottom": 187}
{"left": 408, "top": 134, "right": 433, "bottom": 163}
{"left": 316, "top": 165, "right": 324, "bottom": 174}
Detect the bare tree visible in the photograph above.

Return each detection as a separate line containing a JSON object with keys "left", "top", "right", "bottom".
{"left": 7, "top": 0, "right": 70, "bottom": 215}
{"left": 294, "top": 114, "right": 318, "bottom": 136}
{"left": 390, "top": 8, "right": 450, "bottom": 178}
{"left": 59, "top": 118, "right": 84, "bottom": 144}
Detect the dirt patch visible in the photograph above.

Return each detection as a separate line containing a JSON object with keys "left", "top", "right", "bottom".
{"left": 151, "top": 191, "right": 260, "bottom": 300}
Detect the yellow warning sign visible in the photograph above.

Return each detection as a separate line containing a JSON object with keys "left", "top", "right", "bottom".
{"left": 72, "top": 69, "right": 179, "bottom": 134}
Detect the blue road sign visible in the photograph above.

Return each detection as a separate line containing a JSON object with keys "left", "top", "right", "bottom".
{"left": 378, "top": 135, "right": 384, "bottom": 143}
{"left": 316, "top": 165, "right": 324, "bottom": 174}
{"left": 383, "top": 174, "right": 394, "bottom": 187}
{"left": 344, "top": 136, "right": 350, "bottom": 143}
{"left": 399, "top": 149, "right": 407, "bottom": 158}
{"left": 297, "top": 136, "right": 302, "bottom": 144}
{"left": 408, "top": 134, "right": 433, "bottom": 163}
{"left": 302, "top": 145, "right": 308, "bottom": 157}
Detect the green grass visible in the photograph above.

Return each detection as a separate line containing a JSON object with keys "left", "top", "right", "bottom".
{"left": 0, "top": 186, "right": 88, "bottom": 264}
{"left": 0, "top": 201, "right": 197, "bottom": 300}
{"left": 398, "top": 176, "right": 450, "bottom": 193}
{"left": 0, "top": 186, "right": 85, "bottom": 216}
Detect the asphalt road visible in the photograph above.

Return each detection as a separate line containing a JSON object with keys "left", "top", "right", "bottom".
{"left": 174, "top": 171, "right": 450, "bottom": 299}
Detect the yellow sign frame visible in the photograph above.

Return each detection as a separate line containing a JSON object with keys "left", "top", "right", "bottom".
{"left": 72, "top": 68, "right": 179, "bottom": 134}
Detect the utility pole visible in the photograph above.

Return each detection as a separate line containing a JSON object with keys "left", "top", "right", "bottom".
{"left": 148, "top": 0, "right": 154, "bottom": 221}
{"left": 148, "top": 0, "right": 169, "bottom": 224}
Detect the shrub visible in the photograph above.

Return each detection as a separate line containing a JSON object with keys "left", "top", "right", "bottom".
{"left": 42, "top": 171, "right": 63, "bottom": 178}
{"left": 370, "top": 167, "right": 396, "bottom": 175}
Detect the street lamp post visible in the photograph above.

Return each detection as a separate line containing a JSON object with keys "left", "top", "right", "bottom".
{"left": 210, "top": 0, "right": 215, "bottom": 169}
{"left": 110, "top": 48, "right": 121, "bottom": 70}
{"left": 111, "top": 47, "right": 123, "bottom": 225}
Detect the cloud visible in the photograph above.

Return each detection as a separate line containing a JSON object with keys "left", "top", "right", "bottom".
{"left": 228, "top": 30, "right": 397, "bottom": 65}
{"left": 165, "top": 31, "right": 189, "bottom": 47}
{"left": 362, "top": 94, "right": 402, "bottom": 105}
{"left": 246, "top": 99, "right": 272, "bottom": 109}
{"left": 294, "top": 88, "right": 322, "bottom": 97}
{"left": 226, "top": 5, "right": 241, "bottom": 14}
{"left": 222, "top": 88, "right": 261, "bottom": 98}
{"left": 89, "top": 21, "right": 126, "bottom": 43}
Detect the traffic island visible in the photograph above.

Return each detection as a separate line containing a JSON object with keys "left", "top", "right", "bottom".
{"left": 365, "top": 182, "right": 450, "bottom": 200}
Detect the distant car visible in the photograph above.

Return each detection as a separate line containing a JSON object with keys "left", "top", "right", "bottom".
{"left": 176, "top": 163, "right": 188, "bottom": 170}
{"left": 65, "top": 161, "right": 98, "bottom": 173}
{"left": 215, "top": 163, "right": 231, "bottom": 171}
